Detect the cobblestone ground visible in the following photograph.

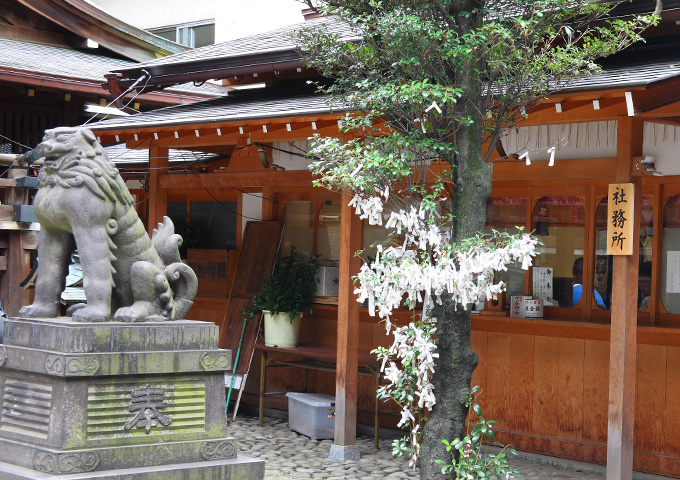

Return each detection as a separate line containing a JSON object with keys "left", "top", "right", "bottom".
{"left": 230, "top": 413, "right": 609, "bottom": 479}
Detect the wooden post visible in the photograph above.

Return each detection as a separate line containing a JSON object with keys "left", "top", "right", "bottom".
{"left": 606, "top": 116, "right": 642, "bottom": 480}
{"left": 147, "top": 145, "right": 168, "bottom": 234}
{"left": 330, "top": 193, "right": 362, "bottom": 460}
{"left": 1, "top": 168, "right": 33, "bottom": 316}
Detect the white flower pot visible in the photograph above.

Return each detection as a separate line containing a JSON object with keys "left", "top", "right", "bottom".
{"left": 263, "top": 310, "right": 302, "bottom": 348}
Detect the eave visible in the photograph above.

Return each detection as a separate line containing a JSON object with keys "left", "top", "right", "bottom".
{"left": 16, "top": 0, "right": 190, "bottom": 62}
{"left": 0, "top": 67, "right": 217, "bottom": 106}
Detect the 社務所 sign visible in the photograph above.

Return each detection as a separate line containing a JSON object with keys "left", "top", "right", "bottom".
{"left": 606, "top": 183, "right": 634, "bottom": 255}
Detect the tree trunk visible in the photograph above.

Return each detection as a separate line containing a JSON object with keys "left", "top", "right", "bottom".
{"left": 419, "top": 3, "right": 488, "bottom": 475}
{"left": 420, "top": 302, "right": 480, "bottom": 479}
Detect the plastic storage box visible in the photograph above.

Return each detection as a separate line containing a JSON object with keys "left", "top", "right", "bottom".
{"left": 286, "top": 392, "right": 335, "bottom": 440}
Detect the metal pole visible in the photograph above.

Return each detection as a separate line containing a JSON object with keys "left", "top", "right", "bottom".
{"left": 226, "top": 318, "right": 247, "bottom": 416}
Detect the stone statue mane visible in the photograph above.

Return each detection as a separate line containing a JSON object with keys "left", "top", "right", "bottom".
{"left": 38, "top": 126, "right": 133, "bottom": 207}
{"left": 19, "top": 126, "right": 198, "bottom": 322}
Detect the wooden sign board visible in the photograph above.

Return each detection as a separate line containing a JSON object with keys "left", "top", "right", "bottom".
{"left": 606, "top": 183, "right": 634, "bottom": 255}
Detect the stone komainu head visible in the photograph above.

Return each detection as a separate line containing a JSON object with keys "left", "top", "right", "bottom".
{"left": 36, "top": 127, "right": 133, "bottom": 208}
{"left": 19, "top": 126, "right": 198, "bottom": 322}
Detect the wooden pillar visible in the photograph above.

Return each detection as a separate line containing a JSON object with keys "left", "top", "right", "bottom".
{"left": 147, "top": 145, "right": 168, "bottom": 234}
{"left": 1, "top": 168, "right": 33, "bottom": 316}
{"left": 332, "top": 193, "right": 362, "bottom": 456}
{"left": 606, "top": 116, "right": 643, "bottom": 480}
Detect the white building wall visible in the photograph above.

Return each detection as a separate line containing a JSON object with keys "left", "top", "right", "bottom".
{"left": 643, "top": 122, "right": 680, "bottom": 176}
{"left": 89, "top": 0, "right": 215, "bottom": 29}
{"left": 500, "top": 121, "right": 680, "bottom": 177}
{"left": 271, "top": 140, "right": 311, "bottom": 170}
{"left": 91, "top": 0, "right": 304, "bottom": 40}
{"left": 241, "top": 193, "right": 264, "bottom": 230}
{"left": 215, "top": 0, "right": 305, "bottom": 42}
{"left": 500, "top": 121, "right": 618, "bottom": 162}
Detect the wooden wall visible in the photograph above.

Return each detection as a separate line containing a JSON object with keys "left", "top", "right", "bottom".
{"left": 471, "top": 315, "right": 680, "bottom": 477}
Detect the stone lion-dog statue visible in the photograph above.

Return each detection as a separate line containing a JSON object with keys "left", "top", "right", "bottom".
{"left": 18, "top": 126, "right": 198, "bottom": 322}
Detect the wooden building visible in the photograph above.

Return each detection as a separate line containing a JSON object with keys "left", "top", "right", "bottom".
{"left": 37, "top": 2, "right": 680, "bottom": 477}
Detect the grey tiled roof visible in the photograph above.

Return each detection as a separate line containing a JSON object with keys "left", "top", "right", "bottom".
{"left": 0, "top": 38, "right": 131, "bottom": 81}
{"left": 113, "top": 17, "right": 359, "bottom": 72}
{"left": 0, "top": 38, "right": 226, "bottom": 96}
{"left": 567, "top": 54, "right": 680, "bottom": 92}
{"left": 91, "top": 81, "right": 344, "bottom": 131}
{"left": 90, "top": 53, "right": 680, "bottom": 133}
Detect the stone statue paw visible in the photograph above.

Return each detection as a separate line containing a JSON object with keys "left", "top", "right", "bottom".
{"left": 72, "top": 306, "right": 109, "bottom": 323}
{"left": 18, "top": 304, "right": 58, "bottom": 318}
{"left": 114, "top": 301, "right": 171, "bottom": 323}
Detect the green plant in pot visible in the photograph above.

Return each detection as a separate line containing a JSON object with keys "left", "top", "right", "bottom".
{"left": 244, "top": 246, "right": 320, "bottom": 348}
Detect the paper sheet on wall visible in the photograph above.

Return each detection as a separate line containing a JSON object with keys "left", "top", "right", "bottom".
{"left": 532, "top": 267, "right": 553, "bottom": 302}
{"left": 667, "top": 251, "right": 680, "bottom": 293}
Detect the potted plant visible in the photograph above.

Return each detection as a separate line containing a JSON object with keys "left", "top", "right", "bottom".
{"left": 244, "top": 246, "right": 320, "bottom": 348}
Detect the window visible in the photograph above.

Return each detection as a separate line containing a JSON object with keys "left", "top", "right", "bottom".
{"left": 318, "top": 201, "right": 341, "bottom": 263}
{"left": 280, "top": 198, "right": 344, "bottom": 265}
{"left": 532, "top": 196, "right": 585, "bottom": 308}
{"left": 167, "top": 200, "right": 237, "bottom": 253}
{"left": 281, "top": 201, "right": 314, "bottom": 257}
{"left": 593, "top": 195, "right": 654, "bottom": 311}
{"left": 661, "top": 195, "right": 680, "bottom": 314}
{"left": 149, "top": 21, "right": 215, "bottom": 48}
{"left": 485, "top": 197, "right": 527, "bottom": 297}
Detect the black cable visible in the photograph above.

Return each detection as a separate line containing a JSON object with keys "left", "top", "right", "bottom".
{"left": 0, "top": 133, "right": 30, "bottom": 150}
{"left": 82, "top": 71, "right": 151, "bottom": 127}
{"left": 255, "top": 142, "right": 320, "bottom": 161}
{"left": 204, "top": 188, "right": 261, "bottom": 221}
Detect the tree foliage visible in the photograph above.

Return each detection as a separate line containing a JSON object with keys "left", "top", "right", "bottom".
{"left": 295, "top": 1, "right": 657, "bottom": 478}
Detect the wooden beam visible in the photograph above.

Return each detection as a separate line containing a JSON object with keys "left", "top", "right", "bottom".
{"left": 492, "top": 157, "right": 617, "bottom": 182}
{"left": 630, "top": 79, "right": 680, "bottom": 115}
{"left": 606, "top": 116, "right": 642, "bottom": 480}
{"left": 158, "top": 170, "right": 314, "bottom": 189}
{"left": 249, "top": 121, "right": 340, "bottom": 143}
{"left": 96, "top": 115, "right": 345, "bottom": 146}
{"left": 522, "top": 98, "right": 627, "bottom": 126}
{"left": 129, "top": 129, "right": 243, "bottom": 149}
{"left": 0, "top": 24, "right": 75, "bottom": 48}
{"left": 334, "top": 193, "right": 363, "bottom": 448}
{"left": 147, "top": 145, "right": 169, "bottom": 234}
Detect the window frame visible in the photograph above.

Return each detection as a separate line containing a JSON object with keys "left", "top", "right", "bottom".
{"left": 148, "top": 19, "right": 215, "bottom": 48}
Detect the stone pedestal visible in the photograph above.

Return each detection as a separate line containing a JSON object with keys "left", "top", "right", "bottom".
{"left": 0, "top": 317, "right": 264, "bottom": 479}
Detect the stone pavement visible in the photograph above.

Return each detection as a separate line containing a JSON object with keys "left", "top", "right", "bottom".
{"left": 230, "top": 413, "right": 668, "bottom": 479}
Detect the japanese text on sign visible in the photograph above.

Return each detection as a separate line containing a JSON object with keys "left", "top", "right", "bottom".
{"left": 606, "top": 183, "right": 634, "bottom": 255}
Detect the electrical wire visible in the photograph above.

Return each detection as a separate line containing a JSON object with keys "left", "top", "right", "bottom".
{"left": 255, "top": 142, "right": 320, "bottom": 161}
{"left": 0, "top": 133, "right": 30, "bottom": 150}
{"left": 81, "top": 71, "right": 150, "bottom": 127}
{"left": 203, "top": 188, "right": 261, "bottom": 221}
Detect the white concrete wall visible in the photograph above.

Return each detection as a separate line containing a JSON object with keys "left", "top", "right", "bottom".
{"left": 271, "top": 140, "right": 311, "bottom": 170}
{"left": 215, "top": 0, "right": 305, "bottom": 42}
{"left": 89, "top": 0, "right": 215, "bottom": 29}
{"left": 500, "top": 121, "right": 618, "bottom": 162}
{"left": 241, "top": 193, "right": 264, "bottom": 234}
{"left": 500, "top": 121, "right": 680, "bottom": 176}
{"left": 643, "top": 122, "right": 680, "bottom": 176}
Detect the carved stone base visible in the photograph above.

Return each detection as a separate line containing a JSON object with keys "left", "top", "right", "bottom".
{"left": 0, "top": 456, "right": 265, "bottom": 479}
{"left": 0, "top": 317, "right": 263, "bottom": 479}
